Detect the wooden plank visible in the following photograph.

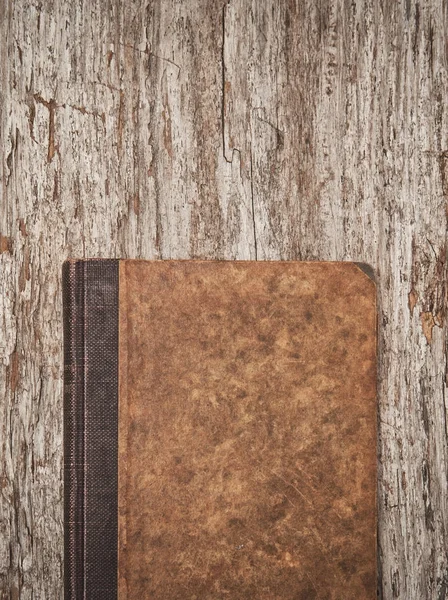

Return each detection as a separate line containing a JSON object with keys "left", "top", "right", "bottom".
{"left": 0, "top": 0, "right": 447, "bottom": 598}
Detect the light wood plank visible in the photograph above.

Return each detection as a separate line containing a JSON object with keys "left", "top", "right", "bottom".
{"left": 1, "top": 1, "right": 447, "bottom": 597}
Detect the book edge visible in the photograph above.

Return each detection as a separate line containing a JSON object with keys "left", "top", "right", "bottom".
{"left": 62, "top": 260, "right": 86, "bottom": 600}
{"left": 118, "top": 260, "right": 129, "bottom": 600}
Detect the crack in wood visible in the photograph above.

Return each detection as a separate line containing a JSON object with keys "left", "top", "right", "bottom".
{"left": 33, "top": 94, "right": 57, "bottom": 163}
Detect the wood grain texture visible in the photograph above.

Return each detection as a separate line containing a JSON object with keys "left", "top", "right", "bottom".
{"left": 0, "top": 0, "right": 446, "bottom": 598}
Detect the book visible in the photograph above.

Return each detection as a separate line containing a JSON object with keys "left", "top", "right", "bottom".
{"left": 62, "top": 259, "right": 377, "bottom": 600}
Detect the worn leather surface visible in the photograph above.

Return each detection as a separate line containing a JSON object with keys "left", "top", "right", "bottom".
{"left": 118, "top": 260, "right": 377, "bottom": 600}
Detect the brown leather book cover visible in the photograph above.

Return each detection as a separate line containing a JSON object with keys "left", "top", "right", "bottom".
{"left": 63, "top": 259, "right": 377, "bottom": 600}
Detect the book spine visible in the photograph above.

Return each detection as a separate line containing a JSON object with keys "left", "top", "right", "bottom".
{"left": 63, "top": 260, "right": 86, "bottom": 600}
{"left": 62, "top": 259, "right": 119, "bottom": 599}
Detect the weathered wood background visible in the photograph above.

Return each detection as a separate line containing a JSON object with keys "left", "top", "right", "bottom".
{"left": 1, "top": 0, "right": 447, "bottom": 598}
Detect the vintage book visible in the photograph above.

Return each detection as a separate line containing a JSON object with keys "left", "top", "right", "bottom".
{"left": 62, "top": 259, "right": 377, "bottom": 600}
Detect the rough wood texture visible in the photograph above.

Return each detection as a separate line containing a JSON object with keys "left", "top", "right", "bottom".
{"left": 0, "top": 0, "right": 446, "bottom": 598}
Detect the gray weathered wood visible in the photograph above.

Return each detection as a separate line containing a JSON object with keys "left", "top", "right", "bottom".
{"left": 1, "top": 0, "right": 447, "bottom": 598}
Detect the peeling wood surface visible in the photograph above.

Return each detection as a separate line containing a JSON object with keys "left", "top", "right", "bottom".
{"left": 0, "top": 0, "right": 447, "bottom": 598}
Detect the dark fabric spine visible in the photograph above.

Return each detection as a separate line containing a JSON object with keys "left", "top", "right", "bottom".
{"left": 63, "top": 260, "right": 86, "bottom": 600}
{"left": 62, "top": 259, "right": 119, "bottom": 600}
